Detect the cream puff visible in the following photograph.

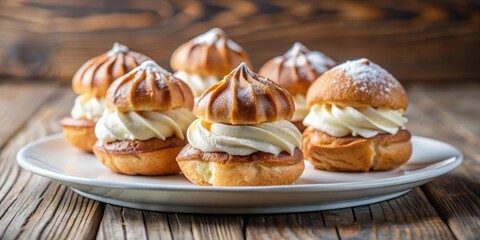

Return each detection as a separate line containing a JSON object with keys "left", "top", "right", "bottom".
{"left": 170, "top": 28, "right": 252, "bottom": 97}
{"left": 176, "top": 63, "right": 304, "bottom": 186}
{"left": 259, "top": 42, "right": 336, "bottom": 131}
{"left": 61, "top": 43, "right": 150, "bottom": 152}
{"left": 302, "top": 58, "right": 412, "bottom": 172}
{"left": 92, "top": 60, "right": 196, "bottom": 175}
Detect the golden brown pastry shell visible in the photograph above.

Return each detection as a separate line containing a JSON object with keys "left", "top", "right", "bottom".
{"left": 195, "top": 63, "right": 295, "bottom": 125}
{"left": 259, "top": 58, "right": 333, "bottom": 95}
{"left": 72, "top": 44, "right": 150, "bottom": 98}
{"left": 306, "top": 62, "right": 408, "bottom": 110}
{"left": 302, "top": 127, "right": 412, "bottom": 172}
{"left": 106, "top": 61, "right": 194, "bottom": 112}
{"left": 60, "top": 117, "right": 96, "bottom": 152}
{"left": 170, "top": 40, "right": 252, "bottom": 77}
{"left": 176, "top": 145, "right": 304, "bottom": 186}
{"left": 92, "top": 137, "right": 187, "bottom": 175}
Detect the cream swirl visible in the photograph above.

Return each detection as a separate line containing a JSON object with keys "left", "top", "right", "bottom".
{"left": 174, "top": 70, "right": 221, "bottom": 97}
{"left": 95, "top": 108, "right": 196, "bottom": 143}
{"left": 303, "top": 103, "right": 407, "bottom": 138}
{"left": 187, "top": 119, "right": 301, "bottom": 156}
{"left": 71, "top": 94, "right": 105, "bottom": 121}
{"left": 291, "top": 94, "right": 309, "bottom": 122}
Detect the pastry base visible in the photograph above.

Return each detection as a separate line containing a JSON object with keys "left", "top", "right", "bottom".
{"left": 176, "top": 145, "right": 304, "bottom": 186}
{"left": 93, "top": 137, "right": 187, "bottom": 176}
{"left": 60, "top": 117, "right": 96, "bottom": 152}
{"left": 302, "top": 127, "right": 412, "bottom": 172}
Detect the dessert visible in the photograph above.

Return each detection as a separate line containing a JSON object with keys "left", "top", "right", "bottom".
{"left": 302, "top": 58, "right": 412, "bottom": 172}
{"left": 259, "top": 42, "right": 336, "bottom": 131}
{"left": 170, "top": 28, "right": 252, "bottom": 97}
{"left": 92, "top": 60, "right": 196, "bottom": 175}
{"left": 61, "top": 43, "right": 150, "bottom": 152}
{"left": 176, "top": 63, "right": 304, "bottom": 186}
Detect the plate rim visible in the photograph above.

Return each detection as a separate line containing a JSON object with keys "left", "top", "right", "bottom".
{"left": 17, "top": 133, "right": 463, "bottom": 193}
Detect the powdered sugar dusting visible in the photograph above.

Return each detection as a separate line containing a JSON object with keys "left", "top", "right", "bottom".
{"left": 332, "top": 58, "right": 400, "bottom": 96}
{"left": 278, "top": 42, "right": 336, "bottom": 73}
{"left": 192, "top": 28, "right": 243, "bottom": 52}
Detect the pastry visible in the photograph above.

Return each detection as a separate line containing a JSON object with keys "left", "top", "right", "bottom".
{"left": 92, "top": 60, "right": 196, "bottom": 175}
{"left": 61, "top": 43, "right": 150, "bottom": 152}
{"left": 176, "top": 62, "right": 304, "bottom": 186}
{"left": 170, "top": 28, "right": 252, "bottom": 97}
{"left": 259, "top": 42, "right": 336, "bottom": 131}
{"left": 302, "top": 58, "right": 412, "bottom": 172}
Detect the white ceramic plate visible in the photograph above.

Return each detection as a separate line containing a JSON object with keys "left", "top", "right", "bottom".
{"left": 17, "top": 134, "right": 462, "bottom": 214}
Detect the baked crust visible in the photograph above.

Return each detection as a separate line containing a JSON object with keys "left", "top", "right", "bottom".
{"left": 92, "top": 137, "right": 187, "bottom": 175}
{"left": 99, "top": 137, "right": 187, "bottom": 153}
{"left": 170, "top": 28, "right": 252, "bottom": 77}
{"left": 176, "top": 145, "right": 304, "bottom": 186}
{"left": 195, "top": 63, "right": 295, "bottom": 125}
{"left": 72, "top": 43, "right": 150, "bottom": 98}
{"left": 106, "top": 61, "right": 194, "bottom": 112}
{"left": 302, "top": 127, "right": 412, "bottom": 172}
{"left": 306, "top": 58, "right": 408, "bottom": 109}
{"left": 258, "top": 43, "right": 335, "bottom": 95}
{"left": 60, "top": 117, "right": 96, "bottom": 152}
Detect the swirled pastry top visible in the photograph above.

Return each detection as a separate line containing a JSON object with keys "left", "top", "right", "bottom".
{"left": 170, "top": 28, "right": 253, "bottom": 76}
{"left": 72, "top": 43, "right": 150, "bottom": 98}
{"left": 195, "top": 63, "right": 295, "bottom": 125}
{"left": 106, "top": 60, "right": 194, "bottom": 112}
{"left": 259, "top": 42, "right": 336, "bottom": 95}
{"left": 306, "top": 58, "right": 408, "bottom": 110}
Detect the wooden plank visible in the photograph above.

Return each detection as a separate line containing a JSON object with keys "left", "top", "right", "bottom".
{"left": 98, "top": 208, "right": 244, "bottom": 239}
{"left": 335, "top": 189, "right": 454, "bottom": 239}
{"left": 0, "top": 81, "right": 58, "bottom": 147}
{"left": 406, "top": 84, "right": 480, "bottom": 239}
{"left": 97, "top": 206, "right": 149, "bottom": 240}
{"left": 143, "top": 211, "right": 173, "bottom": 240}
{"left": 412, "top": 84, "right": 480, "bottom": 138}
{"left": 245, "top": 212, "right": 339, "bottom": 239}
{"left": 0, "top": 87, "right": 104, "bottom": 239}
{"left": 0, "top": 0, "right": 479, "bottom": 81}
{"left": 243, "top": 188, "right": 454, "bottom": 240}
{"left": 186, "top": 215, "right": 244, "bottom": 240}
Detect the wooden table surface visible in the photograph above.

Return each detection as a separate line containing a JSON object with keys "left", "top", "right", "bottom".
{"left": 0, "top": 80, "right": 478, "bottom": 240}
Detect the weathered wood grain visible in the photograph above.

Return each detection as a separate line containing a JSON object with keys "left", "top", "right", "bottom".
{"left": 0, "top": 0, "right": 479, "bottom": 81}
{"left": 412, "top": 84, "right": 480, "bottom": 138}
{"left": 0, "top": 82, "right": 58, "bottom": 147}
{"left": 244, "top": 189, "right": 453, "bottom": 240}
{"left": 97, "top": 205, "right": 149, "bottom": 240}
{"left": 245, "top": 212, "right": 339, "bottom": 239}
{"left": 0, "top": 85, "right": 104, "bottom": 240}
{"left": 405, "top": 85, "right": 480, "bottom": 239}
{"left": 98, "top": 207, "right": 245, "bottom": 240}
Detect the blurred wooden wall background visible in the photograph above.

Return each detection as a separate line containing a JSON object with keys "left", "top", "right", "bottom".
{"left": 0, "top": 0, "right": 479, "bottom": 82}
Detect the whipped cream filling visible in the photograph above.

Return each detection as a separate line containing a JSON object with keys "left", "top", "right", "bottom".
{"left": 95, "top": 108, "right": 196, "bottom": 143}
{"left": 291, "top": 94, "right": 309, "bottom": 122}
{"left": 187, "top": 119, "right": 301, "bottom": 156}
{"left": 303, "top": 103, "right": 407, "bottom": 138}
{"left": 174, "top": 71, "right": 221, "bottom": 97}
{"left": 71, "top": 94, "right": 105, "bottom": 121}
